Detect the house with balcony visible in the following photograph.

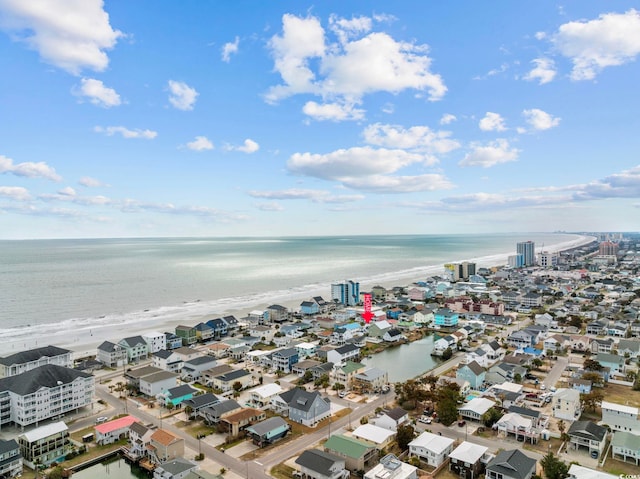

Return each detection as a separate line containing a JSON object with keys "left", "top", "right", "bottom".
{"left": 211, "top": 369, "right": 254, "bottom": 392}
{"left": 408, "top": 431, "right": 454, "bottom": 467}
{"left": 153, "top": 457, "right": 197, "bottom": 479}
{"left": 94, "top": 415, "right": 139, "bottom": 445}
{"left": 266, "top": 304, "right": 289, "bottom": 323}
{"left": 0, "top": 364, "right": 94, "bottom": 428}
{"left": 295, "top": 449, "right": 349, "bottom": 479}
{"left": 611, "top": 431, "right": 640, "bottom": 465}
{"left": 326, "top": 344, "right": 360, "bottom": 366}
{"left": 181, "top": 393, "right": 220, "bottom": 419}
{"left": 271, "top": 389, "right": 330, "bottom": 427}
{"left": 193, "top": 322, "right": 214, "bottom": 343}
{"left": 164, "top": 332, "right": 183, "bottom": 350}
{"left": 617, "top": 339, "right": 640, "bottom": 359}
{"left": 248, "top": 383, "right": 284, "bottom": 409}
{"left": 596, "top": 353, "right": 625, "bottom": 377}
{"left": 300, "top": 300, "right": 320, "bottom": 316}
{"left": 456, "top": 361, "right": 486, "bottom": 390}
{"left": 448, "top": 441, "right": 492, "bottom": 479}
{"left": 175, "top": 325, "right": 197, "bottom": 346}
{"left": 181, "top": 356, "right": 217, "bottom": 382}
{"left": 270, "top": 348, "right": 299, "bottom": 373}
{"left": 486, "top": 449, "right": 536, "bottom": 479}
{"left": 0, "top": 345, "right": 72, "bottom": 378}
{"left": 0, "top": 439, "right": 22, "bottom": 478}
{"left": 323, "top": 434, "right": 377, "bottom": 472}
{"left": 459, "top": 398, "right": 496, "bottom": 422}
{"left": 153, "top": 347, "right": 202, "bottom": 374}
{"left": 199, "top": 399, "right": 241, "bottom": 425}
{"left": 495, "top": 412, "right": 539, "bottom": 443}
{"left": 147, "top": 429, "right": 184, "bottom": 465}
{"left": 591, "top": 338, "right": 615, "bottom": 354}
{"left": 506, "top": 330, "right": 537, "bottom": 349}
{"left": 205, "top": 318, "right": 228, "bottom": 340}
{"left": 353, "top": 367, "right": 388, "bottom": 394}
{"left": 245, "top": 416, "right": 290, "bottom": 447}
{"left": 18, "top": 421, "right": 70, "bottom": 469}
{"left": 97, "top": 341, "right": 128, "bottom": 368}
{"left": 567, "top": 421, "right": 607, "bottom": 459}
{"left": 139, "top": 371, "right": 179, "bottom": 397}
{"left": 434, "top": 308, "right": 459, "bottom": 328}
{"left": 219, "top": 407, "right": 266, "bottom": 437}
{"left": 552, "top": 388, "right": 582, "bottom": 421}
{"left": 586, "top": 320, "right": 608, "bottom": 336}
{"left": 118, "top": 336, "right": 149, "bottom": 363}
{"left": 333, "top": 361, "right": 366, "bottom": 389}
{"left": 143, "top": 332, "right": 167, "bottom": 354}
{"left": 601, "top": 401, "right": 640, "bottom": 435}
{"left": 160, "top": 384, "right": 197, "bottom": 408}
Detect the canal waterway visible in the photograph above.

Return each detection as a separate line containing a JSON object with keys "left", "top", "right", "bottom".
{"left": 361, "top": 333, "right": 442, "bottom": 383}
{"left": 72, "top": 457, "right": 147, "bottom": 479}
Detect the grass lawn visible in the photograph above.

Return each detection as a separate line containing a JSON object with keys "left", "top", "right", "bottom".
{"left": 270, "top": 463, "right": 296, "bottom": 479}
{"left": 601, "top": 382, "right": 640, "bottom": 407}
{"left": 602, "top": 458, "right": 640, "bottom": 476}
{"left": 174, "top": 419, "right": 219, "bottom": 438}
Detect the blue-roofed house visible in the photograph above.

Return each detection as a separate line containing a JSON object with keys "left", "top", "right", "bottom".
{"left": 193, "top": 322, "right": 214, "bottom": 343}
{"left": 434, "top": 308, "right": 459, "bottom": 328}
{"left": 206, "top": 318, "right": 228, "bottom": 340}
{"left": 164, "top": 332, "right": 183, "bottom": 350}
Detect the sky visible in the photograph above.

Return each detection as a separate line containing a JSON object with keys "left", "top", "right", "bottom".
{"left": 1, "top": 1, "right": 639, "bottom": 239}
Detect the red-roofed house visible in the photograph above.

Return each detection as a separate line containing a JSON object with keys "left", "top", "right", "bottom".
{"left": 94, "top": 415, "right": 140, "bottom": 445}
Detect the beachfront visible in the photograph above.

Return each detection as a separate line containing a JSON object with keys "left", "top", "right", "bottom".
{"left": 0, "top": 234, "right": 597, "bottom": 358}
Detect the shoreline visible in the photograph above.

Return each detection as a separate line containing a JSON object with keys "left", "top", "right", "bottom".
{"left": 0, "top": 234, "right": 596, "bottom": 358}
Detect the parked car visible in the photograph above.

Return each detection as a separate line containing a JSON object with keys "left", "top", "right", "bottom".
{"left": 590, "top": 451, "right": 598, "bottom": 459}
{"left": 540, "top": 384, "right": 546, "bottom": 390}
{"left": 95, "top": 416, "right": 108, "bottom": 424}
{"left": 419, "top": 416, "right": 432, "bottom": 424}
{"left": 458, "top": 420, "right": 466, "bottom": 427}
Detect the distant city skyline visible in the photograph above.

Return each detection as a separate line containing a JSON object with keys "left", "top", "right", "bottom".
{"left": 1, "top": 2, "right": 639, "bottom": 239}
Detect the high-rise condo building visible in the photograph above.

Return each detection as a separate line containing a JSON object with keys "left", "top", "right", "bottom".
{"left": 599, "top": 241, "right": 619, "bottom": 256}
{"left": 516, "top": 241, "right": 535, "bottom": 267}
{"left": 331, "top": 280, "right": 360, "bottom": 306}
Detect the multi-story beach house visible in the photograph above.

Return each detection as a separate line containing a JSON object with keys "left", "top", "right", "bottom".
{"left": 0, "top": 439, "right": 21, "bottom": 478}
{"left": 96, "top": 341, "right": 128, "bottom": 368}
{"left": 270, "top": 348, "right": 299, "bottom": 373}
{"left": 601, "top": 401, "right": 640, "bottom": 435}
{"left": 409, "top": 431, "right": 455, "bottom": 467}
{"left": 0, "top": 346, "right": 72, "bottom": 378}
{"left": 0, "top": 364, "right": 94, "bottom": 428}
{"left": 175, "top": 325, "right": 197, "bottom": 346}
{"left": 456, "top": 361, "right": 486, "bottom": 389}
{"left": 552, "top": 388, "right": 582, "bottom": 421}
{"left": 486, "top": 449, "right": 536, "bottom": 479}
{"left": 118, "top": 336, "right": 149, "bottom": 363}
{"left": 434, "top": 308, "right": 459, "bottom": 328}
{"left": 18, "top": 421, "right": 70, "bottom": 469}
{"left": 448, "top": 441, "right": 492, "bottom": 479}
{"left": 142, "top": 332, "right": 167, "bottom": 353}
{"left": 271, "top": 389, "right": 330, "bottom": 427}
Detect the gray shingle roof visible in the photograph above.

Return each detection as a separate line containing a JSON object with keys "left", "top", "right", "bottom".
{"left": 295, "top": 449, "right": 342, "bottom": 475}
{"left": 0, "top": 345, "right": 70, "bottom": 366}
{"left": 568, "top": 421, "right": 607, "bottom": 442}
{"left": 0, "top": 364, "right": 91, "bottom": 395}
{"left": 487, "top": 449, "right": 536, "bottom": 479}
{"left": 245, "top": 416, "right": 288, "bottom": 437}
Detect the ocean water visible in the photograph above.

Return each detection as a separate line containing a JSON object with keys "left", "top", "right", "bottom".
{"left": 0, "top": 233, "right": 581, "bottom": 346}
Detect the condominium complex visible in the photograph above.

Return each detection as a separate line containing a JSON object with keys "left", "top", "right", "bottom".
{"left": 0, "top": 346, "right": 72, "bottom": 378}
{"left": 516, "top": 241, "right": 535, "bottom": 267}
{"left": 0, "top": 364, "right": 94, "bottom": 428}
{"left": 331, "top": 280, "right": 360, "bottom": 306}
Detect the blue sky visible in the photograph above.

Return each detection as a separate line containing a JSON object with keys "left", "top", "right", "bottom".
{"left": 1, "top": 1, "right": 639, "bottom": 239}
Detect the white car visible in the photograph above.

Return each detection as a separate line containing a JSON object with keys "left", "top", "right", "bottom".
{"left": 95, "top": 416, "right": 108, "bottom": 424}
{"left": 419, "top": 416, "right": 432, "bottom": 424}
{"left": 540, "top": 384, "right": 546, "bottom": 390}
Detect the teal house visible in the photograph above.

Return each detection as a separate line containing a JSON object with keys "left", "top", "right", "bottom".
{"left": 163, "top": 384, "right": 197, "bottom": 407}
{"left": 434, "top": 307, "right": 459, "bottom": 328}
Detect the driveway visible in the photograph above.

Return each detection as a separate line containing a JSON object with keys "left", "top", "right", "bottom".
{"left": 543, "top": 356, "right": 568, "bottom": 388}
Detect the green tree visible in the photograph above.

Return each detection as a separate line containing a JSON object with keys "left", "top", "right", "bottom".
{"left": 396, "top": 424, "right": 415, "bottom": 451}
{"left": 333, "top": 382, "right": 345, "bottom": 391}
{"left": 481, "top": 407, "right": 503, "bottom": 427}
{"left": 581, "top": 389, "right": 604, "bottom": 412}
{"left": 532, "top": 358, "right": 543, "bottom": 370}
{"left": 540, "top": 451, "right": 569, "bottom": 479}
{"left": 434, "top": 380, "right": 462, "bottom": 426}
{"left": 583, "top": 359, "right": 603, "bottom": 371}
{"left": 232, "top": 381, "right": 243, "bottom": 393}
{"left": 47, "top": 465, "right": 66, "bottom": 479}
{"left": 442, "top": 347, "right": 453, "bottom": 360}
{"left": 298, "top": 370, "right": 314, "bottom": 385}
{"left": 315, "top": 374, "right": 330, "bottom": 391}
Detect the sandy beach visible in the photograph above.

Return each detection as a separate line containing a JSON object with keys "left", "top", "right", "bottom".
{"left": 0, "top": 235, "right": 596, "bottom": 359}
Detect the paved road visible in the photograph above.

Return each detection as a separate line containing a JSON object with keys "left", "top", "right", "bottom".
{"left": 543, "top": 356, "right": 568, "bottom": 389}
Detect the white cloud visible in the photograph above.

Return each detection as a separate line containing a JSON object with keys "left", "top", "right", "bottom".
{"left": 362, "top": 123, "right": 460, "bottom": 157}
{"left": 186, "top": 136, "right": 214, "bottom": 151}
{"left": 302, "top": 101, "right": 365, "bottom": 121}
{"left": 522, "top": 108, "right": 561, "bottom": 131}
{"left": 479, "top": 112, "right": 507, "bottom": 132}
{"left": 57, "top": 186, "right": 76, "bottom": 196}
{"left": 94, "top": 126, "right": 157, "bottom": 139}
{"left": 0, "top": 186, "right": 31, "bottom": 200}
{"left": 440, "top": 113, "right": 457, "bottom": 125}
{"left": 459, "top": 139, "right": 520, "bottom": 168}
{"left": 221, "top": 36, "right": 239, "bottom": 62}
{"left": 288, "top": 146, "right": 425, "bottom": 179}
{"left": 78, "top": 176, "right": 106, "bottom": 187}
{"left": 255, "top": 202, "right": 284, "bottom": 211}
{"left": 248, "top": 188, "right": 364, "bottom": 203}
{"left": 340, "top": 174, "right": 453, "bottom": 193}
{"left": 329, "top": 14, "right": 372, "bottom": 44}
{"left": 74, "top": 78, "right": 121, "bottom": 107}
{"left": 225, "top": 139, "right": 259, "bottom": 154}
{"left": 167, "top": 80, "right": 198, "bottom": 110}
{"left": 523, "top": 58, "right": 557, "bottom": 84}
{"left": 265, "top": 13, "right": 447, "bottom": 118}
{"left": 0, "top": 154, "right": 61, "bottom": 181}
{"left": 552, "top": 9, "right": 640, "bottom": 80}
{"left": 0, "top": 0, "right": 122, "bottom": 74}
